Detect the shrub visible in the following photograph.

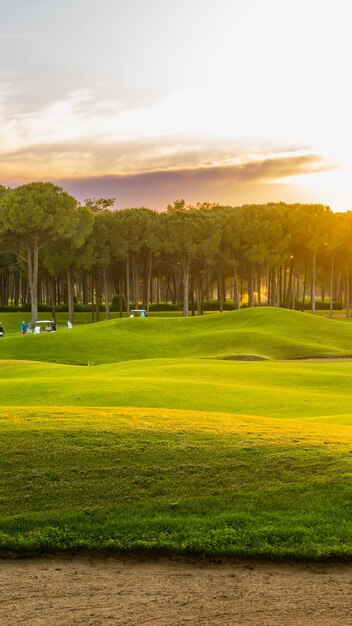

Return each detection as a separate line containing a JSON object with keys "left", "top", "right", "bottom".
{"left": 149, "top": 303, "right": 182, "bottom": 312}
{"left": 293, "top": 300, "right": 343, "bottom": 311}
{"left": 203, "top": 300, "right": 235, "bottom": 311}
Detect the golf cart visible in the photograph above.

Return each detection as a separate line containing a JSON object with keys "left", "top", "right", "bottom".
{"left": 129, "top": 309, "right": 147, "bottom": 318}
{"left": 32, "top": 320, "right": 57, "bottom": 333}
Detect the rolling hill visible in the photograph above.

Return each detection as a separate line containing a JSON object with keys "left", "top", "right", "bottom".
{"left": 1, "top": 307, "right": 352, "bottom": 559}
{"left": 1, "top": 307, "right": 352, "bottom": 365}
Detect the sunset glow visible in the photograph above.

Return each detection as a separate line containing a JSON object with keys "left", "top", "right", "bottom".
{"left": 1, "top": 0, "right": 351, "bottom": 209}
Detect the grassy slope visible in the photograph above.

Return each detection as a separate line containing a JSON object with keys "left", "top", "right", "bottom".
{"left": 1, "top": 406, "right": 352, "bottom": 558}
{"left": 1, "top": 307, "right": 352, "bottom": 364}
{"left": 1, "top": 308, "right": 352, "bottom": 558}
{"left": 0, "top": 358, "right": 352, "bottom": 420}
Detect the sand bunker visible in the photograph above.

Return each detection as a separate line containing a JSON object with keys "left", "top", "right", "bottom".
{"left": 1, "top": 556, "right": 351, "bottom": 625}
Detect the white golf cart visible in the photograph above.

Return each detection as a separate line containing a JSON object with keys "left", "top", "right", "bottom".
{"left": 129, "top": 309, "right": 147, "bottom": 318}
{"left": 31, "top": 320, "right": 57, "bottom": 333}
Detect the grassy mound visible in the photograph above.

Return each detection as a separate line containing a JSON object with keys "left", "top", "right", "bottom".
{"left": 1, "top": 358, "right": 352, "bottom": 419}
{"left": 1, "top": 307, "right": 352, "bottom": 364}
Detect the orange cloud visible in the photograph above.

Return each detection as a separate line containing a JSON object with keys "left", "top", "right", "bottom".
{"left": 47, "top": 153, "right": 333, "bottom": 209}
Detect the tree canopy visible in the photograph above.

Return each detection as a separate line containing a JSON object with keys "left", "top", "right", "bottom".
{"left": 1, "top": 185, "right": 351, "bottom": 319}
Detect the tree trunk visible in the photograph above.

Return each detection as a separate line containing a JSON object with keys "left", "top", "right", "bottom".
{"left": 196, "top": 271, "right": 203, "bottom": 315}
{"left": 103, "top": 268, "right": 110, "bottom": 320}
{"left": 190, "top": 275, "right": 195, "bottom": 316}
{"left": 346, "top": 262, "right": 350, "bottom": 318}
{"left": 145, "top": 254, "right": 152, "bottom": 314}
{"left": 336, "top": 270, "right": 342, "bottom": 303}
{"left": 181, "top": 254, "right": 191, "bottom": 316}
{"left": 311, "top": 250, "right": 316, "bottom": 314}
{"left": 171, "top": 273, "right": 177, "bottom": 305}
{"left": 82, "top": 272, "right": 88, "bottom": 305}
{"left": 131, "top": 254, "right": 139, "bottom": 308}
{"left": 302, "top": 263, "right": 308, "bottom": 312}
{"left": 51, "top": 277, "right": 57, "bottom": 322}
{"left": 67, "top": 268, "right": 74, "bottom": 324}
{"left": 257, "top": 265, "right": 261, "bottom": 306}
{"left": 266, "top": 260, "right": 270, "bottom": 305}
{"left": 95, "top": 271, "right": 101, "bottom": 322}
{"left": 205, "top": 264, "right": 210, "bottom": 303}
{"left": 286, "top": 257, "right": 295, "bottom": 308}
{"left": 126, "top": 254, "right": 130, "bottom": 316}
{"left": 269, "top": 267, "right": 277, "bottom": 307}
{"left": 248, "top": 262, "right": 254, "bottom": 307}
{"left": 292, "top": 270, "right": 297, "bottom": 310}
{"left": 13, "top": 272, "right": 19, "bottom": 308}
{"left": 330, "top": 256, "right": 334, "bottom": 319}
{"left": 156, "top": 275, "right": 161, "bottom": 304}
{"left": 90, "top": 275, "right": 95, "bottom": 322}
{"left": 282, "top": 262, "right": 287, "bottom": 305}
{"left": 218, "top": 265, "right": 224, "bottom": 312}
{"left": 119, "top": 278, "right": 124, "bottom": 318}
{"left": 233, "top": 261, "right": 240, "bottom": 309}
{"left": 27, "top": 240, "right": 39, "bottom": 325}
{"left": 182, "top": 269, "right": 190, "bottom": 316}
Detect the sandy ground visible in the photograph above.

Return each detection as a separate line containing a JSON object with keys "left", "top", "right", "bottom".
{"left": 1, "top": 557, "right": 352, "bottom": 625}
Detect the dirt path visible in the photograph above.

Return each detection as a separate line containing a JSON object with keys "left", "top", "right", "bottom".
{"left": 1, "top": 557, "right": 352, "bottom": 625}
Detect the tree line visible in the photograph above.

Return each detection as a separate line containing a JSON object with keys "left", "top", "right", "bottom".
{"left": 0, "top": 182, "right": 351, "bottom": 323}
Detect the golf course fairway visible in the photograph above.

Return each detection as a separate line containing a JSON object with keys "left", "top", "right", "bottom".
{"left": 1, "top": 308, "right": 352, "bottom": 559}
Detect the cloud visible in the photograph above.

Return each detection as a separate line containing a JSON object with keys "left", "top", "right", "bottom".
{"left": 44, "top": 153, "right": 331, "bottom": 209}
{"left": 0, "top": 89, "right": 337, "bottom": 208}
{"left": 0, "top": 88, "right": 315, "bottom": 177}
{"left": 0, "top": 130, "right": 320, "bottom": 179}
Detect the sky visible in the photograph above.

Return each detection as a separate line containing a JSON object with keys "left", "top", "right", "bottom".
{"left": 0, "top": 0, "right": 351, "bottom": 210}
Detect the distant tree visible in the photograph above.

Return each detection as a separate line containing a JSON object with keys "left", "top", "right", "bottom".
{"left": 83, "top": 198, "right": 115, "bottom": 213}
{"left": 239, "top": 204, "right": 290, "bottom": 307}
{"left": 332, "top": 213, "right": 352, "bottom": 317}
{"left": 42, "top": 205, "right": 94, "bottom": 323}
{"left": 109, "top": 208, "right": 158, "bottom": 315}
{"left": 0, "top": 182, "right": 78, "bottom": 323}
{"left": 219, "top": 207, "right": 243, "bottom": 309}
{"left": 303, "top": 205, "right": 331, "bottom": 314}
{"left": 87, "top": 210, "right": 115, "bottom": 321}
{"left": 165, "top": 201, "right": 220, "bottom": 316}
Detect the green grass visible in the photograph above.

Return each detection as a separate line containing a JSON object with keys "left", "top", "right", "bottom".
{"left": 1, "top": 407, "right": 352, "bottom": 559}
{"left": 0, "top": 309, "right": 208, "bottom": 336}
{"left": 0, "top": 358, "right": 352, "bottom": 419}
{"left": 0, "top": 311, "right": 119, "bottom": 336}
{"left": 1, "top": 307, "right": 352, "bottom": 559}
{"left": 2, "top": 307, "right": 352, "bottom": 364}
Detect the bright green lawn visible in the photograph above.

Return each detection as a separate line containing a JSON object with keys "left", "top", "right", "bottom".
{"left": 1, "top": 307, "right": 352, "bottom": 364}
{"left": 1, "top": 307, "right": 352, "bottom": 559}
{"left": 0, "top": 358, "right": 352, "bottom": 420}
{"left": 0, "top": 309, "right": 202, "bottom": 336}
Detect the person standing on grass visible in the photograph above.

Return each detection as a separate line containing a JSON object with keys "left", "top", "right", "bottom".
{"left": 67, "top": 320, "right": 73, "bottom": 329}
{"left": 21, "top": 321, "right": 28, "bottom": 335}
{"left": 0, "top": 322, "right": 4, "bottom": 337}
